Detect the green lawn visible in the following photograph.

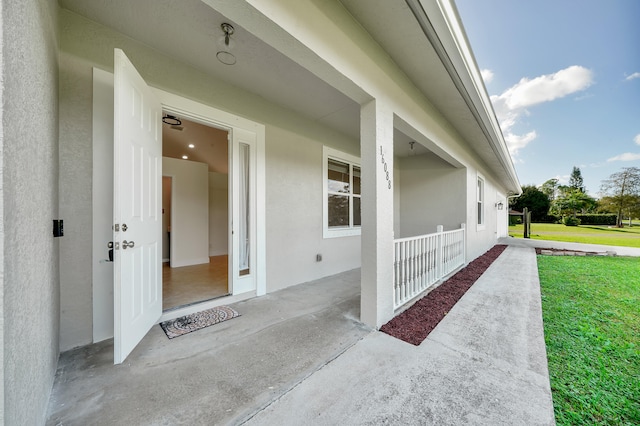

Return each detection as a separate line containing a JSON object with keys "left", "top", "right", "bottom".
{"left": 510, "top": 223, "right": 640, "bottom": 248}
{"left": 538, "top": 255, "right": 640, "bottom": 425}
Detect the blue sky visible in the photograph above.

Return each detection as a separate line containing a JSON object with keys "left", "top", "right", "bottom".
{"left": 455, "top": 0, "right": 640, "bottom": 195}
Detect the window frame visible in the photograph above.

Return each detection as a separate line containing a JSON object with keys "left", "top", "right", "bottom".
{"left": 477, "top": 174, "right": 485, "bottom": 230}
{"left": 323, "top": 146, "right": 361, "bottom": 239}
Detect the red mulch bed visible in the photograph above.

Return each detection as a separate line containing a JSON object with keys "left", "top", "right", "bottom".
{"left": 380, "top": 244, "right": 507, "bottom": 345}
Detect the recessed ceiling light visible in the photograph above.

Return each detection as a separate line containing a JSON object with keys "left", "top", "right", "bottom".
{"left": 182, "top": 155, "right": 188, "bottom": 160}
{"left": 188, "top": 144, "right": 195, "bottom": 148}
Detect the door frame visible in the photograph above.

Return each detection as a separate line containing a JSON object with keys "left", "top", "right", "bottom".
{"left": 157, "top": 90, "right": 266, "bottom": 289}
{"left": 92, "top": 71, "right": 266, "bottom": 340}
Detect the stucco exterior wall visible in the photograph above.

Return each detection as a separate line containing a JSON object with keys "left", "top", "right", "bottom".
{"left": 397, "top": 154, "right": 466, "bottom": 238}
{"left": 1, "top": 0, "right": 60, "bottom": 423}
{"left": 265, "top": 126, "right": 360, "bottom": 292}
{"left": 58, "top": 10, "right": 361, "bottom": 348}
{"left": 219, "top": 0, "right": 513, "bottom": 262}
{"left": 465, "top": 170, "right": 504, "bottom": 261}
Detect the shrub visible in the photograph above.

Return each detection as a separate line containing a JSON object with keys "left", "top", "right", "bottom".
{"left": 563, "top": 216, "right": 581, "bottom": 226}
{"left": 509, "top": 216, "right": 522, "bottom": 225}
{"left": 575, "top": 214, "right": 617, "bottom": 225}
{"left": 538, "top": 214, "right": 561, "bottom": 224}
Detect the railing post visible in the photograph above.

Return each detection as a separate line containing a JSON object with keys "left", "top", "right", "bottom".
{"left": 461, "top": 223, "right": 466, "bottom": 265}
{"left": 436, "top": 225, "right": 443, "bottom": 280}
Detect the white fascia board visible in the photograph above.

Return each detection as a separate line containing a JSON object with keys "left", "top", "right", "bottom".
{"left": 411, "top": 0, "right": 522, "bottom": 195}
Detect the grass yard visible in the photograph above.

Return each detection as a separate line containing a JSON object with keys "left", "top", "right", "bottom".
{"left": 510, "top": 223, "right": 640, "bottom": 248}
{"left": 537, "top": 255, "right": 640, "bottom": 425}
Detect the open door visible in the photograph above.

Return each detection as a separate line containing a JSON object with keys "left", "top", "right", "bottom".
{"left": 113, "top": 49, "right": 162, "bottom": 364}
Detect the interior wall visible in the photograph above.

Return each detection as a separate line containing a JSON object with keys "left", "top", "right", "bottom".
{"left": 208, "top": 172, "right": 228, "bottom": 256}
{"left": 162, "top": 177, "right": 172, "bottom": 260}
{"left": 398, "top": 153, "right": 466, "bottom": 238}
{"left": 2, "top": 0, "right": 60, "bottom": 424}
{"left": 163, "top": 157, "right": 209, "bottom": 267}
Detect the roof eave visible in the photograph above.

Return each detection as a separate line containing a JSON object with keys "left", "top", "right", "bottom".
{"left": 407, "top": 0, "right": 522, "bottom": 195}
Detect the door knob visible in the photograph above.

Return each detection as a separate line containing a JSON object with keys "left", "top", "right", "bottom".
{"left": 122, "top": 240, "right": 135, "bottom": 249}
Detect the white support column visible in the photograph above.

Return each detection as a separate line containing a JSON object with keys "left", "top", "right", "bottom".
{"left": 360, "top": 99, "right": 395, "bottom": 328}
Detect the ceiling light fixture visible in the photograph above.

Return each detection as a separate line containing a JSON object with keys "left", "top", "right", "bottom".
{"left": 188, "top": 144, "right": 195, "bottom": 148}
{"left": 162, "top": 114, "right": 182, "bottom": 126}
{"left": 216, "top": 23, "right": 236, "bottom": 65}
{"left": 409, "top": 141, "right": 416, "bottom": 156}
{"left": 182, "top": 155, "right": 188, "bottom": 160}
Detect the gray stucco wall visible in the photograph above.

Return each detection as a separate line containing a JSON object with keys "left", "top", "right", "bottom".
{"left": 398, "top": 154, "right": 466, "bottom": 237}
{"left": 1, "top": 0, "right": 60, "bottom": 424}
{"left": 59, "top": 9, "right": 361, "bottom": 350}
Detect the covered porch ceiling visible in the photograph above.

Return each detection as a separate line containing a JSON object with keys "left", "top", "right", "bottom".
{"left": 59, "top": 0, "right": 517, "bottom": 189}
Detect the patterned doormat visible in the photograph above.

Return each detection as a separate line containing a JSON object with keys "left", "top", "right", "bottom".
{"left": 160, "top": 306, "right": 240, "bottom": 339}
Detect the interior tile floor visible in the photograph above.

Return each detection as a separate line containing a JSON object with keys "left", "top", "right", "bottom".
{"left": 162, "top": 255, "right": 229, "bottom": 310}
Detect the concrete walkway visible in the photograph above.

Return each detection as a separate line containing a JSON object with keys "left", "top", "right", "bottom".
{"left": 47, "top": 245, "right": 555, "bottom": 425}
{"left": 499, "top": 236, "right": 640, "bottom": 257}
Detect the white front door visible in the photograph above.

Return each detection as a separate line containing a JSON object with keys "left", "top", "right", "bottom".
{"left": 113, "top": 49, "right": 162, "bottom": 364}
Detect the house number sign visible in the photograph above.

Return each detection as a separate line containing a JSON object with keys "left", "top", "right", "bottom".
{"left": 380, "top": 145, "right": 392, "bottom": 189}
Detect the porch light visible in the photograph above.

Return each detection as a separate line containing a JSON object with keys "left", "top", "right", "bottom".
{"left": 216, "top": 23, "right": 236, "bottom": 65}
{"left": 496, "top": 201, "right": 504, "bottom": 210}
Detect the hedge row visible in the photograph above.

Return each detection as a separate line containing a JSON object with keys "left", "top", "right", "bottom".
{"left": 527, "top": 214, "right": 618, "bottom": 225}
{"left": 575, "top": 214, "right": 617, "bottom": 225}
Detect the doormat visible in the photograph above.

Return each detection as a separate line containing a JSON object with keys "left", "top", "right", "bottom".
{"left": 160, "top": 306, "right": 240, "bottom": 339}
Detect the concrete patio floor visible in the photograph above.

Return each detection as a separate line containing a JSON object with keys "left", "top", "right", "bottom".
{"left": 47, "top": 244, "right": 555, "bottom": 425}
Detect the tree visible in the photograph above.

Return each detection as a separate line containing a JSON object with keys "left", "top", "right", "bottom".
{"left": 511, "top": 185, "right": 551, "bottom": 222}
{"left": 552, "top": 187, "right": 596, "bottom": 218}
{"left": 569, "top": 166, "right": 585, "bottom": 193}
{"left": 599, "top": 194, "right": 640, "bottom": 226}
{"left": 600, "top": 167, "right": 640, "bottom": 227}
{"left": 540, "top": 178, "right": 559, "bottom": 201}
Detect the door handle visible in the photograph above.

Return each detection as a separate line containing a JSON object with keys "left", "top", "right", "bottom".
{"left": 122, "top": 240, "right": 135, "bottom": 249}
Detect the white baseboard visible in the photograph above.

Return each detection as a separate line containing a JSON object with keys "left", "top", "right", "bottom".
{"left": 170, "top": 257, "right": 210, "bottom": 268}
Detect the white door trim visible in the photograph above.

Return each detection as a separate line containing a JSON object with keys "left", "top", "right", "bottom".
{"left": 154, "top": 89, "right": 266, "bottom": 298}
{"left": 92, "top": 74, "right": 266, "bottom": 341}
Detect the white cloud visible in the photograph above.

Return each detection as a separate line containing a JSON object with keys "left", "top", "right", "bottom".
{"left": 490, "top": 66, "right": 594, "bottom": 157}
{"left": 607, "top": 152, "right": 640, "bottom": 162}
{"left": 504, "top": 131, "right": 537, "bottom": 156}
{"left": 635, "top": 134, "right": 640, "bottom": 145}
{"left": 625, "top": 72, "right": 640, "bottom": 81}
{"left": 497, "top": 65, "right": 594, "bottom": 110}
{"left": 481, "top": 69, "right": 494, "bottom": 83}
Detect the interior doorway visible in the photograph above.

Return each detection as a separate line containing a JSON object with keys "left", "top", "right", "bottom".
{"left": 161, "top": 114, "right": 230, "bottom": 310}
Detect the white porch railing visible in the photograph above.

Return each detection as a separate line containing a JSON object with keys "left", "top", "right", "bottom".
{"left": 393, "top": 224, "right": 466, "bottom": 310}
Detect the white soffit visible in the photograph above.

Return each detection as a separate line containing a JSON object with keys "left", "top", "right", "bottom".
{"left": 59, "top": 0, "right": 361, "bottom": 140}
{"left": 340, "top": 0, "right": 520, "bottom": 192}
